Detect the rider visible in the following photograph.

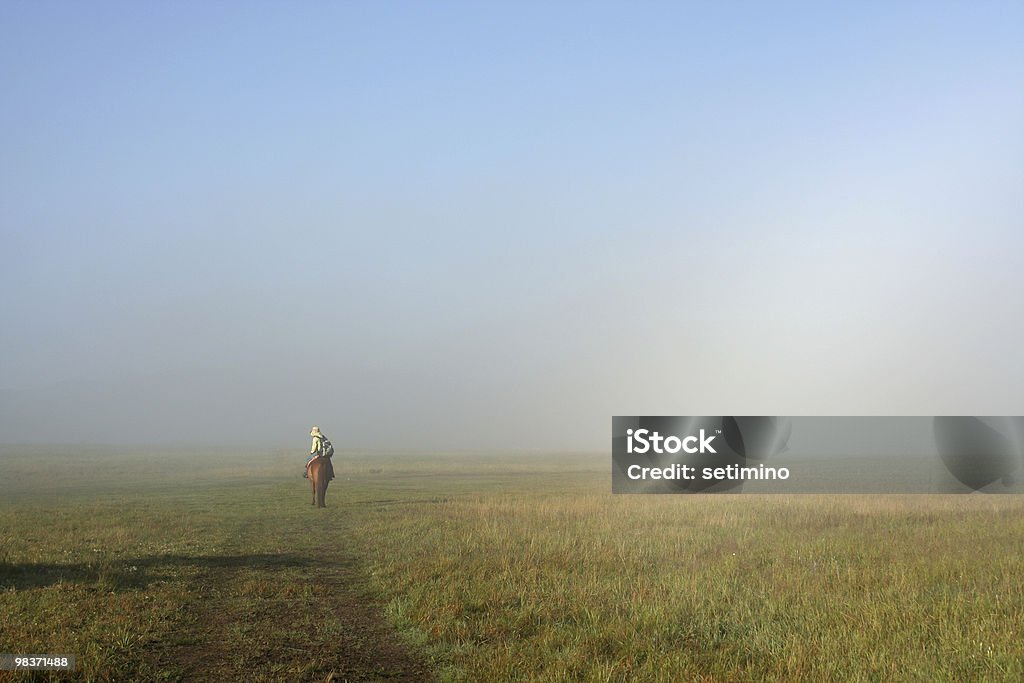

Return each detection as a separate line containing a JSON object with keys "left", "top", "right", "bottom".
{"left": 304, "top": 425, "right": 335, "bottom": 480}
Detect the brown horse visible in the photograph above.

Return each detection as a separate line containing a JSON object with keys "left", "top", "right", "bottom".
{"left": 308, "top": 456, "right": 330, "bottom": 508}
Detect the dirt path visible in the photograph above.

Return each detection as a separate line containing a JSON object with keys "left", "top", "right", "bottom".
{"left": 143, "top": 514, "right": 433, "bottom": 681}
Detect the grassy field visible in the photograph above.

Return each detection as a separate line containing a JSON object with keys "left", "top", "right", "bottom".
{"left": 2, "top": 447, "right": 1023, "bottom": 681}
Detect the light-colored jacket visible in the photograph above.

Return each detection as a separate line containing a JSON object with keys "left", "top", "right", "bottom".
{"left": 310, "top": 434, "right": 324, "bottom": 455}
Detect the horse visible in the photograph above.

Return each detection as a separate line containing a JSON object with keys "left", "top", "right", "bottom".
{"left": 308, "top": 455, "right": 331, "bottom": 508}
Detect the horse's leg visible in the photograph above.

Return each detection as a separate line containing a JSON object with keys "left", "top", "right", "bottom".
{"left": 310, "top": 473, "right": 316, "bottom": 506}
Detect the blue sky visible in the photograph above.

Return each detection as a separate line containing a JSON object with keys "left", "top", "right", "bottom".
{"left": 2, "top": 2, "right": 1022, "bottom": 448}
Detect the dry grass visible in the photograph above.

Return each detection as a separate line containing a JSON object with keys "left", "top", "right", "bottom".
{"left": 348, "top": 468, "right": 1024, "bottom": 681}
{"left": 2, "top": 448, "right": 1022, "bottom": 681}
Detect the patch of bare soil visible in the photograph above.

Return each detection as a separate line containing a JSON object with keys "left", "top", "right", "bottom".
{"left": 147, "top": 552, "right": 432, "bottom": 682}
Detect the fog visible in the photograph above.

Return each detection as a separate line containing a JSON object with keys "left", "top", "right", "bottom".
{"left": 2, "top": 4, "right": 1023, "bottom": 450}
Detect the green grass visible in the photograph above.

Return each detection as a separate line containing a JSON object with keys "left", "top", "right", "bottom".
{"left": 0, "top": 447, "right": 429, "bottom": 682}
{"left": 2, "top": 447, "right": 1023, "bottom": 681}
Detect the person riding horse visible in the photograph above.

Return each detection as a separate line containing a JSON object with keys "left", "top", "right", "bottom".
{"left": 304, "top": 425, "right": 335, "bottom": 480}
